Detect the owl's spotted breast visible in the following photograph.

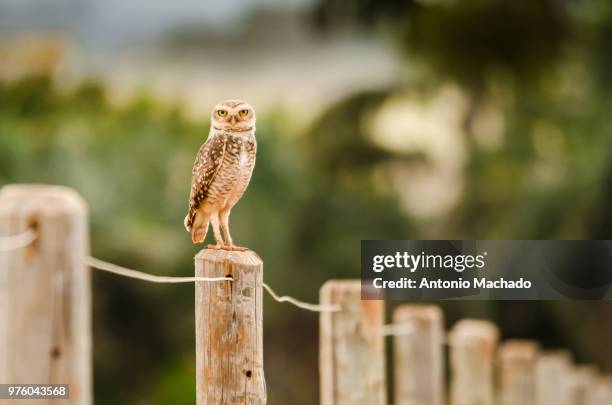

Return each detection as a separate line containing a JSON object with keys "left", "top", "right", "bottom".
{"left": 206, "top": 133, "right": 257, "bottom": 206}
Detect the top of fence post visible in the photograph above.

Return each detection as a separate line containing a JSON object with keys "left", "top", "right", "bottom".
{"left": 449, "top": 319, "right": 499, "bottom": 405}
{"left": 0, "top": 184, "right": 87, "bottom": 217}
{"left": 498, "top": 339, "right": 539, "bottom": 405}
{"left": 572, "top": 365, "right": 599, "bottom": 405}
{"left": 194, "top": 248, "right": 262, "bottom": 267}
{"left": 535, "top": 350, "right": 573, "bottom": 405}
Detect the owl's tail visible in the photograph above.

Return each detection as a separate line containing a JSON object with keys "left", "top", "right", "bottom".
{"left": 184, "top": 213, "right": 194, "bottom": 232}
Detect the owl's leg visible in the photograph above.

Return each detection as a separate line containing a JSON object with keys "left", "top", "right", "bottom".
{"left": 220, "top": 208, "right": 233, "bottom": 246}
{"left": 220, "top": 207, "right": 248, "bottom": 251}
{"left": 207, "top": 212, "right": 225, "bottom": 250}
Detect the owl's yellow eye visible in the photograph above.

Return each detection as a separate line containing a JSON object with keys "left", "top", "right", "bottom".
{"left": 238, "top": 109, "right": 249, "bottom": 117}
{"left": 217, "top": 110, "right": 228, "bottom": 117}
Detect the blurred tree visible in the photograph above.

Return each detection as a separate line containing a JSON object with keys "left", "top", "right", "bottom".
{"left": 311, "top": 0, "right": 612, "bottom": 238}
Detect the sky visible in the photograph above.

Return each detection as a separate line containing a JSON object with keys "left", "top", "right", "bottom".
{"left": 0, "top": 0, "right": 316, "bottom": 47}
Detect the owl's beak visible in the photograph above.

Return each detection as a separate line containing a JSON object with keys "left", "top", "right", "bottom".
{"left": 230, "top": 115, "right": 237, "bottom": 125}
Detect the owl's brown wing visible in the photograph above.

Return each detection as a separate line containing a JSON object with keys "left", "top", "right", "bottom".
{"left": 184, "top": 134, "right": 227, "bottom": 231}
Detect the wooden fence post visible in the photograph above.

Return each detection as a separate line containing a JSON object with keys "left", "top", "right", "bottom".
{"left": 591, "top": 375, "right": 612, "bottom": 405}
{"left": 0, "top": 185, "right": 91, "bottom": 404}
{"left": 393, "top": 305, "right": 444, "bottom": 405}
{"left": 320, "top": 280, "right": 386, "bottom": 405}
{"left": 572, "top": 366, "right": 598, "bottom": 405}
{"left": 498, "top": 340, "right": 539, "bottom": 405}
{"left": 195, "top": 249, "right": 266, "bottom": 404}
{"left": 535, "top": 351, "right": 573, "bottom": 405}
{"left": 449, "top": 319, "right": 499, "bottom": 405}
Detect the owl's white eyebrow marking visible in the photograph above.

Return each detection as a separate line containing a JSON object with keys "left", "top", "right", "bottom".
{"left": 221, "top": 101, "right": 245, "bottom": 108}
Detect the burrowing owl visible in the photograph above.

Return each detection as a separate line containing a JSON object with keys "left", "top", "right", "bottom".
{"left": 184, "top": 99, "right": 257, "bottom": 250}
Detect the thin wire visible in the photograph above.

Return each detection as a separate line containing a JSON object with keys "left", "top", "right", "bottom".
{"left": 85, "top": 256, "right": 233, "bottom": 283}
{"left": 262, "top": 282, "right": 341, "bottom": 313}
{"left": 86, "top": 256, "right": 339, "bottom": 312}
{"left": 0, "top": 230, "right": 37, "bottom": 252}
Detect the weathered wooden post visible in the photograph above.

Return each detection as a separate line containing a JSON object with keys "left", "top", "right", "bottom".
{"left": 498, "top": 340, "right": 539, "bottom": 405}
{"left": 393, "top": 305, "right": 444, "bottom": 405}
{"left": 320, "top": 280, "right": 386, "bottom": 405}
{"left": 195, "top": 249, "right": 266, "bottom": 404}
{"left": 0, "top": 185, "right": 92, "bottom": 404}
{"left": 449, "top": 319, "right": 499, "bottom": 405}
{"left": 591, "top": 375, "right": 612, "bottom": 405}
{"left": 535, "top": 351, "right": 573, "bottom": 405}
{"left": 572, "top": 366, "right": 599, "bottom": 405}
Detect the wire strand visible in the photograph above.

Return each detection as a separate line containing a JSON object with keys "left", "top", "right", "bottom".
{"left": 0, "top": 230, "right": 37, "bottom": 252}
{"left": 262, "top": 282, "right": 341, "bottom": 313}
{"left": 85, "top": 256, "right": 233, "bottom": 283}
{"left": 86, "top": 256, "right": 338, "bottom": 312}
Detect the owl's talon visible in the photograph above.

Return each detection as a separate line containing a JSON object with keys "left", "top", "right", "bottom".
{"left": 225, "top": 245, "right": 249, "bottom": 252}
{"left": 207, "top": 244, "right": 224, "bottom": 250}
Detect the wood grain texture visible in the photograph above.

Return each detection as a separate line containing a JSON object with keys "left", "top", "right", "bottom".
{"left": 195, "top": 249, "right": 266, "bottom": 405}
{"left": 449, "top": 319, "right": 499, "bottom": 405}
{"left": 319, "top": 280, "right": 386, "bottom": 405}
{"left": 535, "top": 351, "right": 573, "bottom": 405}
{"left": 0, "top": 185, "right": 91, "bottom": 405}
{"left": 498, "top": 340, "right": 539, "bottom": 405}
{"left": 393, "top": 305, "right": 444, "bottom": 405}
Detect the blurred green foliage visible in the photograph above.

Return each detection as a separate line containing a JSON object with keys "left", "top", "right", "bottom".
{"left": 313, "top": 0, "right": 612, "bottom": 240}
